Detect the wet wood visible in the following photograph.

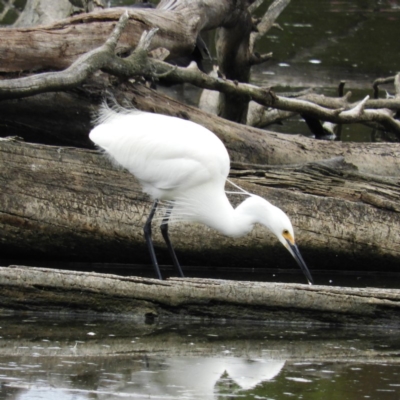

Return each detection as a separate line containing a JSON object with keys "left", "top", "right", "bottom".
{"left": 0, "top": 266, "right": 399, "bottom": 327}
{"left": 1, "top": 137, "right": 399, "bottom": 270}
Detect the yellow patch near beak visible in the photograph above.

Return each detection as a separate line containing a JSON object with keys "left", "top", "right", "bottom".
{"left": 282, "top": 231, "right": 295, "bottom": 245}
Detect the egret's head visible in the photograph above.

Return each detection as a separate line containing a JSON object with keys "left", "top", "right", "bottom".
{"left": 246, "top": 195, "right": 314, "bottom": 285}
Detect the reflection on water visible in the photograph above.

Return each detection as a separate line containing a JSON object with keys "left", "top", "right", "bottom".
{"left": 0, "top": 315, "right": 399, "bottom": 399}
{"left": 121, "top": 357, "right": 285, "bottom": 399}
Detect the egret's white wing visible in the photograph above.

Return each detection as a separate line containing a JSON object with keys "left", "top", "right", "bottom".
{"left": 90, "top": 110, "right": 230, "bottom": 199}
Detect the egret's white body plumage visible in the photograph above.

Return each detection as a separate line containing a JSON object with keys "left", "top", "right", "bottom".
{"left": 89, "top": 103, "right": 313, "bottom": 284}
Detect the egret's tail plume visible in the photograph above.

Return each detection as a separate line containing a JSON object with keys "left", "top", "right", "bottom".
{"left": 92, "top": 99, "right": 141, "bottom": 127}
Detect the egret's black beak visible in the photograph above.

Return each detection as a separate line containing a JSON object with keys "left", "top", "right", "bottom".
{"left": 287, "top": 241, "right": 314, "bottom": 285}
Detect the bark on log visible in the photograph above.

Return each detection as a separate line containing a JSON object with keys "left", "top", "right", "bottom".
{"left": 2, "top": 82, "right": 400, "bottom": 177}
{"left": 0, "top": 2, "right": 250, "bottom": 73}
{"left": 1, "top": 136, "right": 399, "bottom": 271}
{"left": 132, "top": 84, "right": 400, "bottom": 177}
{"left": 0, "top": 266, "right": 399, "bottom": 327}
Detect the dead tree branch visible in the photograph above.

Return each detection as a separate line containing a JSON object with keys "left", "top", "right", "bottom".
{"left": 1, "top": 26, "right": 400, "bottom": 137}
{"left": 249, "top": 0, "right": 291, "bottom": 53}
{"left": 1, "top": 4, "right": 399, "bottom": 137}
{"left": 373, "top": 73, "right": 400, "bottom": 99}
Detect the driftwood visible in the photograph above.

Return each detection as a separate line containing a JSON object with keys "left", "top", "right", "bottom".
{"left": 0, "top": 137, "right": 399, "bottom": 271}
{"left": 0, "top": 7, "right": 193, "bottom": 72}
{"left": 0, "top": 266, "right": 399, "bottom": 328}
{"left": 131, "top": 84, "right": 400, "bottom": 176}
{"left": 1, "top": 81, "right": 400, "bottom": 176}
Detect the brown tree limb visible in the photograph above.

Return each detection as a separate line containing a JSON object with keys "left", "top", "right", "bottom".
{"left": 7, "top": 34, "right": 397, "bottom": 136}
{"left": 129, "top": 83, "right": 400, "bottom": 176}
{"left": 0, "top": 1, "right": 254, "bottom": 73}
{"left": 0, "top": 12, "right": 129, "bottom": 99}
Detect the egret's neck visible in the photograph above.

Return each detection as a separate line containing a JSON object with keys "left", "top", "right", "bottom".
{"left": 210, "top": 194, "right": 279, "bottom": 238}
{"left": 200, "top": 194, "right": 257, "bottom": 238}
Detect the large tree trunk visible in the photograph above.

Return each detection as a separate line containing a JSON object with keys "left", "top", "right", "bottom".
{"left": 1, "top": 135, "right": 399, "bottom": 272}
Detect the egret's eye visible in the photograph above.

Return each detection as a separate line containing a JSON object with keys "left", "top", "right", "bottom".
{"left": 282, "top": 229, "right": 294, "bottom": 244}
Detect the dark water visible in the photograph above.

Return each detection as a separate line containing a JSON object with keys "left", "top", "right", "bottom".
{"left": 0, "top": 315, "right": 399, "bottom": 400}
{"left": 250, "top": 0, "right": 400, "bottom": 140}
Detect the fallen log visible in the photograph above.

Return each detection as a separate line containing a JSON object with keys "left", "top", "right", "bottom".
{"left": 132, "top": 84, "right": 400, "bottom": 176}
{"left": 0, "top": 0, "right": 400, "bottom": 149}
{"left": 0, "top": 266, "right": 399, "bottom": 327}
{"left": 1, "top": 83, "right": 400, "bottom": 176}
{"left": 1, "top": 8, "right": 399, "bottom": 176}
{"left": 0, "top": 2, "right": 251, "bottom": 74}
{"left": 0, "top": 137, "right": 399, "bottom": 271}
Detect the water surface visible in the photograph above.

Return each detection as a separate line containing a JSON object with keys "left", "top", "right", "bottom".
{"left": 0, "top": 315, "right": 399, "bottom": 400}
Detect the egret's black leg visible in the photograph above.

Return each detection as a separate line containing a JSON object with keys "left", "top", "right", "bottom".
{"left": 144, "top": 199, "right": 163, "bottom": 280}
{"left": 160, "top": 204, "right": 184, "bottom": 277}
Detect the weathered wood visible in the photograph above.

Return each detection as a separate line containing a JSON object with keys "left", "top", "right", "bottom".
{"left": 0, "top": 2, "right": 250, "bottom": 73}
{"left": 3, "top": 1, "right": 399, "bottom": 138}
{"left": 0, "top": 8, "right": 185, "bottom": 72}
{"left": 0, "top": 137, "right": 399, "bottom": 270}
{"left": 0, "top": 266, "right": 399, "bottom": 327}
{"left": 13, "top": 0, "right": 106, "bottom": 27}
{"left": 2, "top": 83, "right": 400, "bottom": 177}
{"left": 131, "top": 84, "right": 400, "bottom": 177}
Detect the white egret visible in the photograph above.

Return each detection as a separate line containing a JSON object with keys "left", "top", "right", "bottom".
{"left": 89, "top": 103, "right": 313, "bottom": 284}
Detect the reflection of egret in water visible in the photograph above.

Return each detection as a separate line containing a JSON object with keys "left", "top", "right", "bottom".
{"left": 132, "top": 357, "right": 286, "bottom": 399}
